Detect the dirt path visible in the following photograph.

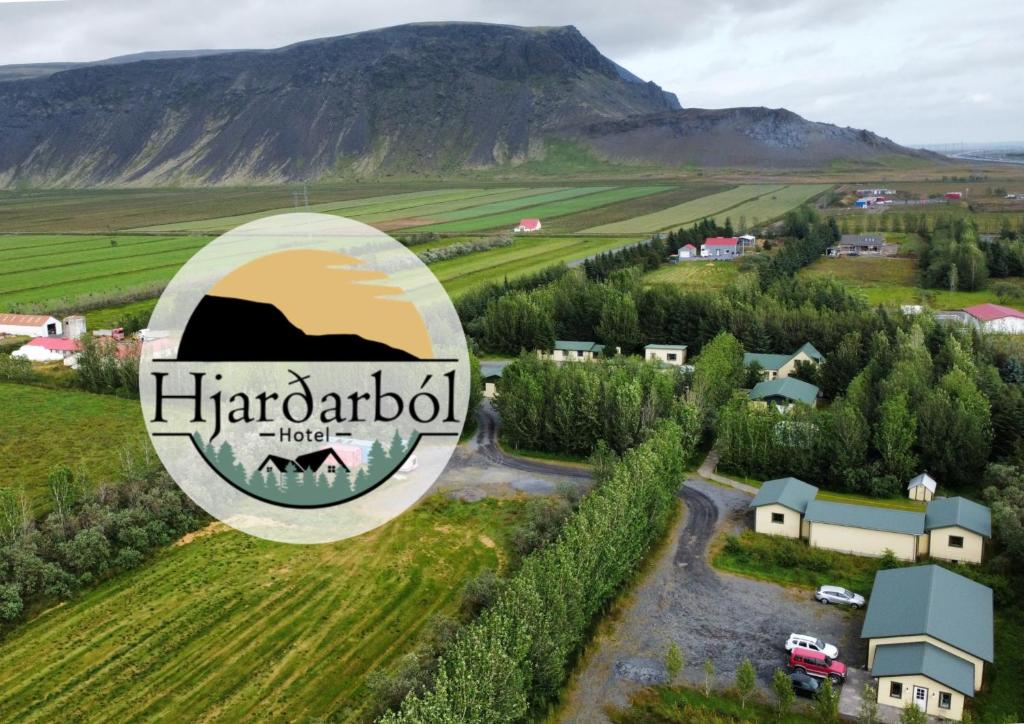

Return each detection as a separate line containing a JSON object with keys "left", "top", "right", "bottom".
{"left": 559, "top": 479, "right": 863, "bottom": 723}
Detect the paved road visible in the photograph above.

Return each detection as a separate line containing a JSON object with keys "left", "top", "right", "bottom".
{"left": 560, "top": 479, "right": 863, "bottom": 723}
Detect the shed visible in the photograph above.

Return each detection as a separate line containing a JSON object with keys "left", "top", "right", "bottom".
{"left": 962, "top": 303, "right": 1024, "bottom": 334}
{"left": 907, "top": 472, "right": 937, "bottom": 502}
{"left": 749, "top": 477, "right": 819, "bottom": 538}
{"left": 514, "top": 218, "right": 542, "bottom": 233}
{"left": 924, "top": 496, "right": 991, "bottom": 564}
{"left": 543, "top": 340, "right": 606, "bottom": 362}
{"left": 644, "top": 343, "right": 687, "bottom": 366}
{"left": 0, "top": 313, "right": 61, "bottom": 338}
{"left": 804, "top": 500, "right": 925, "bottom": 560}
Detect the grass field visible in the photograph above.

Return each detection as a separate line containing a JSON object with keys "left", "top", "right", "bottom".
{"left": 799, "top": 256, "right": 1024, "bottom": 307}
{"left": 706, "top": 183, "right": 833, "bottom": 226}
{"left": 0, "top": 496, "right": 518, "bottom": 723}
{"left": 644, "top": 260, "right": 745, "bottom": 289}
{"left": 581, "top": 184, "right": 778, "bottom": 233}
{"left": 405, "top": 186, "right": 670, "bottom": 233}
{"left": 0, "top": 383, "right": 147, "bottom": 510}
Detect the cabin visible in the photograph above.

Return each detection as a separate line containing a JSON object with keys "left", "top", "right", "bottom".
{"left": 514, "top": 218, "right": 542, "bottom": 233}
{"left": 0, "top": 313, "right": 61, "bottom": 338}
{"left": 861, "top": 565, "right": 993, "bottom": 721}
{"left": 748, "top": 377, "right": 819, "bottom": 411}
{"left": 907, "top": 472, "right": 937, "bottom": 501}
{"left": 924, "top": 496, "right": 991, "bottom": 565}
{"left": 701, "top": 237, "right": 738, "bottom": 258}
{"left": 828, "top": 234, "right": 896, "bottom": 257}
{"left": 481, "top": 360, "right": 508, "bottom": 399}
{"left": 750, "top": 477, "right": 818, "bottom": 539}
{"left": 678, "top": 243, "right": 697, "bottom": 259}
{"left": 644, "top": 344, "right": 687, "bottom": 366}
{"left": 539, "top": 340, "right": 606, "bottom": 363}
{"left": 962, "top": 303, "right": 1024, "bottom": 334}
{"left": 744, "top": 342, "right": 823, "bottom": 381}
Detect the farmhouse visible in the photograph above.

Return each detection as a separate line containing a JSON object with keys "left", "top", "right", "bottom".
{"left": 861, "top": 565, "right": 993, "bottom": 721}
{"left": 828, "top": 234, "right": 897, "bottom": 257}
{"left": 748, "top": 377, "right": 819, "bottom": 410}
{"left": 0, "top": 313, "right": 61, "bottom": 338}
{"left": 701, "top": 236, "right": 738, "bottom": 258}
{"left": 744, "top": 342, "right": 823, "bottom": 380}
{"left": 804, "top": 500, "right": 925, "bottom": 561}
{"left": 644, "top": 343, "right": 687, "bottom": 366}
{"left": 11, "top": 336, "right": 80, "bottom": 362}
{"left": 514, "top": 218, "right": 542, "bottom": 233}
{"left": 962, "top": 303, "right": 1024, "bottom": 334}
{"left": 907, "top": 472, "right": 937, "bottom": 501}
{"left": 540, "top": 340, "right": 607, "bottom": 362}
{"left": 678, "top": 243, "right": 697, "bottom": 259}
{"left": 749, "top": 477, "right": 818, "bottom": 539}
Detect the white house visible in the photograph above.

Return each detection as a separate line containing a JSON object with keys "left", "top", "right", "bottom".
{"left": 0, "top": 313, "right": 61, "bottom": 338}
{"left": 962, "top": 303, "right": 1024, "bottom": 334}
{"left": 644, "top": 343, "right": 687, "bottom": 366}
{"left": 514, "top": 218, "right": 542, "bottom": 233}
{"left": 539, "top": 340, "right": 607, "bottom": 362}
{"left": 678, "top": 243, "right": 697, "bottom": 259}
{"left": 11, "top": 337, "right": 80, "bottom": 362}
{"left": 700, "top": 236, "right": 738, "bottom": 258}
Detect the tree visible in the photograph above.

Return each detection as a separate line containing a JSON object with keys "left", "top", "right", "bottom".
{"left": 814, "top": 678, "right": 840, "bottom": 724}
{"left": 282, "top": 463, "right": 298, "bottom": 492}
{"left": 481, "top": 291, "right": 554, "bottom": 355}
{"left": 596, "top": 289, "right": 641, "bottom": 354}
{"left": 983, "top": 464, "right": 1024, "bottom": 568}
{"left": 702, "top": 659, "right": 715, "bottom": 697}
{"left": 735, "top": 658, "right": 756, "bottom": 709}
{"left": 875, "top": 392, "right": 918, "bottom": 482}
{"left": 899, "top": 703, "right": 927, "bottom": 724}
{"left": 772, "top": 668, "right": 795, "bottom": 719}
{"left": 858, "top": 683, "right": 880, "bottom": 724}
{"left": 665, "top": 642, "right": 684, "bottom": 682}
{"left": 247, "top": 468, "right": 265, "bottom": 488}
{"left": 691, "top": 332, "right": 745, "bottom": 429}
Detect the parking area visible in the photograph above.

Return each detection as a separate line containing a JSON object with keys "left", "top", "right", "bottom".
{"left": 560, "top": 478, "right": 867, "bottom": 722}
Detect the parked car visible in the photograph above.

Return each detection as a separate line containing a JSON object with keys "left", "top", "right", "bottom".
{"left": 790, "top": 670, "right": 821, "bottom": 698}
{"left": 814, "top": 585, "right": 865, "bottom": 608}
{"left": 785, "top": 633, "right": 839, "bottom": 659}
{"left": 789, "top": 647, "right": 847, "bottom": 684}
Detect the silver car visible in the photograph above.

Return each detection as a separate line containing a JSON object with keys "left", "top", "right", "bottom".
{"left": 815, "top": 585, "right": 865, "bottom": 608}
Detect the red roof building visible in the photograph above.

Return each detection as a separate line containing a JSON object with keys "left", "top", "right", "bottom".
{"left": 701, "top": 236, "right": 739, "bottom": 258}
{"left": 26, "top": 337, "right": 80, "bottom": 352}
{"left": 963, "top": 303, "right": 1024, "bottom": 322}
{"left": 514, "top": 218, "right": 542, "bottom": 232}
{"left": 704, "top": 236, "right": 739, "bottom": 246}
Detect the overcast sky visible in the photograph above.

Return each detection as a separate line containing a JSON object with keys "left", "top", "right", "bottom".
{"left": 0, "top": 0, "right": 1019, "bottom": 145}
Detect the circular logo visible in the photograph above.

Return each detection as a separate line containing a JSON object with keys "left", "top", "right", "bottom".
{"left": 139, "top": 213, "right": 469, "bottom": 543}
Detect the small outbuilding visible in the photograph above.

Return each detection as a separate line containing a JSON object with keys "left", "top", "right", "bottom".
{"left": 644, "top": 343, "right": 687, "bottom": 366}
{"left": 481, "top": 360, "right": 508, "bottom": 399}
{"left": 514, "top": 218, "right": 542, "bottom": 233}
{"left": 749, "top": 477, "right": 819, "bottom": 538}
{"left": 540, "top": 340, "right": 606, "bottom": 363}
{"left": 907, "top": 472, "right": 937, "bottom": 501}
{"left": 804, "top": 500, "right": 925, "bottom": 561}
{"left": 748, "top": 377, "right": 819, "bottom": 410}
{"left": 0, "top": 313, "right": 61, "bottom": 338}
{"left": 678, "top": 243, "right": 697, "bottom": 259}
{"left": 924, "top": 496, "right": 991, "bottom": 564}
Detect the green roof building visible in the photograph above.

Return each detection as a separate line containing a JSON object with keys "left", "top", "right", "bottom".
{"left": 748, "top": 377, "right": 819, "bottom": 407}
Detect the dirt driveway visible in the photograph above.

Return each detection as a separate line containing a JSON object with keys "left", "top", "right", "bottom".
{"left": 560, "top": 478, "right": 866, "bottom": 722}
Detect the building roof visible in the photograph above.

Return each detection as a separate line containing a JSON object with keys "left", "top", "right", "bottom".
{"left": 925, "top": 496, "right": 992, "bottom": 537}
{"left": 907, "top": 472, "right": 938, "bottom": 493}
{"left": 0, "top": 313, "right": 55, "bottom": 326}
{"left": 516, "top": 218, "right": 541, "bottom": 229}
{"left": 963, "top": 303, "right": 1024, "bottom": 322}
{"left": 743, "top": 352, "right": 792, "bottom": 370}
{"left": 681, "top": 243, "right": 697, "bottom": 251}
{"left": 553, "top": 340, "right": 605, "bottom": 353}
{"left": 480, "top": 360, "right": 509, "bottom": 378}
{"left": 645, "top": 343, "right": 687, "bottom": 351}
{"left": 794, "top": 341, "right": 824, "bottom": 362}
{"left": 860, "top": 565, "right": 994, "bottom": 662}
{"left": 25, "top": 337, "right": 79, "bottom": 352}
{"left": 749, "top": 477, "right": 819, "bottom": 513}
{"left": 871, "top": 641, "right": 976, "bottom": 696}
{"left": 704, "top": 236, "right": 738, "bottom": 247}
{"left": 840, "top": 234, "right": 886, "bottom": 247}
{"left": 748, "top": 377, "right": 820, "bottom": 406}
{"left": 804, "top": 499, "right": 925, "bottom": 536}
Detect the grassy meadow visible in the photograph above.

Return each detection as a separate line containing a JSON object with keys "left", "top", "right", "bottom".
{"left": 644, "top": 259, "right": 744, "bottom": 289}
{"left": 0, "top": 497, "right": 519, "bottom": 723}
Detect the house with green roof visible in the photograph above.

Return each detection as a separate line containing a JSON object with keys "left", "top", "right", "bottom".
{"left": 643, "top": 343, "right": 687, "bottom": 366}
{"left": 924, "top": 496, "right": 992, "bottom": 564}
{"left": 748, "top": 377, "right": 820, "bottom": 410}
{"left": 743, "top": 342, "right": 823, "bottom": 381}
{"left": 750, "top": 477, "right": 819, "bottom": 538}
{"left": 861, "top": 565, "right": 993, "bottom": 721}
{"left": 804, "top": 500, "right": 926, "bottom": 561}
{"left": 540, "top": 340, "right": 607, "bottom": 363}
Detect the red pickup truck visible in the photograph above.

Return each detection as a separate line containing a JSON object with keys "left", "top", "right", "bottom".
{"left": 789, "top": 647, "right": 847, "bottom": 684}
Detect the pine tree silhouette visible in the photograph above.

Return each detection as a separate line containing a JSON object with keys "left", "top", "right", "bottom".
{"left": 282, "top": 463, "right": 298, "bottom": 492}
{"left": 301, "top": 466, "right": 314, "bottom": 488}
{"left": 265, "top": 468, "right": 278, "bottom": 490}
{"left": 247, "top": 468, "right": 265, "bottom": 487}
{"left": 388, "top": 430, "right": 406, "bottom": 463}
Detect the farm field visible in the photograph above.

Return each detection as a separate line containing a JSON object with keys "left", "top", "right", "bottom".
{"left": 0, "top": 497, "right": 518, "bottom": 723}
{"left": 583, "top": 184, "right": 798, "bottom": 233}
{"left": 799, "top": 256, "right": 1024, "bottom": 307}
{"left": 539, "top": 183, "right": 728, "bottom": 233}
{"left": 405, "top": 186, "right": 671, "bottom": 233}
{"left": 644, "top": 260, "right": 745, "bottom": 289}
{"left": 705, "top": 183, "right": 832, "bottom": 227}
{"left": 0, "top": 383, "right": 147, "bottom": 510}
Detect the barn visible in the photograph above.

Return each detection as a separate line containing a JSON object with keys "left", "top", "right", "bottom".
{"left": 0, "top": 313, "right": 62, "bottom": 338}
{"left": 514, "top": 218, "right": 542, "bottom": 233}
{"left": 12, "top": 337, "right": 81, "bottom": 362}
{"left": 962, "top": 303, "right": 1024, "bottom": 334}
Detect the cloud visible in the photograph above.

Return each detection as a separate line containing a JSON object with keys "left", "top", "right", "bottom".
{"left": 0, "top": 0, "right": 1019, "bottom": 143}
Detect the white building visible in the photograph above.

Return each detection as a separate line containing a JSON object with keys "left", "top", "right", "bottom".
{"left": 0, "top": 313, "right": 61, "bottom": 338}
{"left": 962, "top": 303, "right": 1024, "bottom": 334}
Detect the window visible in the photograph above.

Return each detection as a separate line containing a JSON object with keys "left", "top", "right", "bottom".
{"left": 576, "top": 350, "right": 584, "bottom": 358}
{"left": 890, "top": 682, "right": 903, "bottom": 699}
{"left": 667, "top": 353, "right": 677, "bottom": 361}
{"left": 949, "top": 535, "right": 964, "bottom": 549}
{"left": 938, "top": 692, "right": 952, "bottom": 709}
{"left": 771, "top": 512, "right": 785, "bottom": 524}
{"left": 327, "top": 465, "right": 336, "bottom": 474}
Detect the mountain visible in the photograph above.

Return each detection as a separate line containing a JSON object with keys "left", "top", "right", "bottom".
{"left": 0, "top": 22, "right": 933, "bottom": 186}
{"left": 176, "top": 295, "right": 418, "bottom": 362}
{"left": 0, "top": 50, "right": 242, "bottom": 82}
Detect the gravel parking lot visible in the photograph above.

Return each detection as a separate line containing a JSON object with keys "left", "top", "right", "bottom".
{"left": 560, "top": 478, "right": 866, "bottom": 722}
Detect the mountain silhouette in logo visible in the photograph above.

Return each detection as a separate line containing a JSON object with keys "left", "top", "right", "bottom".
{"left": 176, "top": 295, "right": 419, "bottom": 361}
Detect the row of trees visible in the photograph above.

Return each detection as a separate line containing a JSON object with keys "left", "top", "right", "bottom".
{"left": 495, "top": 354, "right": 694, "bottom": 455}
{"left": 382, "top": 420, "right": 693, "bottom": 722}
{"left": 74, "top": 336, "right": 140, "bottom": 397}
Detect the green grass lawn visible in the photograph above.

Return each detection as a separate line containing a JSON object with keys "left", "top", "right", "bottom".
{"left": 644, "top": 260, "right": 745, "bottom": 289}
{"left": 973, "top": 611, "right": 1024, "bottom": 723}
{"left": 0, "top": 496, "right": 520, "bottom": 723}
{"left": 0, "top": 383, "right": 148, "bottom": 510}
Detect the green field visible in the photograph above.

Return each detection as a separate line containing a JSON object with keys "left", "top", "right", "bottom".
{"left": 0, "top": 383, "right": 147, "bottom": 510}
{"left": 799, "top": 256, "right": 1024, "bottom": 307}
{"left": 0, "top": 497, "right": 517, "bottom": 723}
{"left": 706, "top": 183, "right": 832, "bottom": 226}
{"left": 406, "top": 186, "right": 670, "bottom": 233}
{"left": 644, "top": 260, "right": 744, "bottom": 289}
